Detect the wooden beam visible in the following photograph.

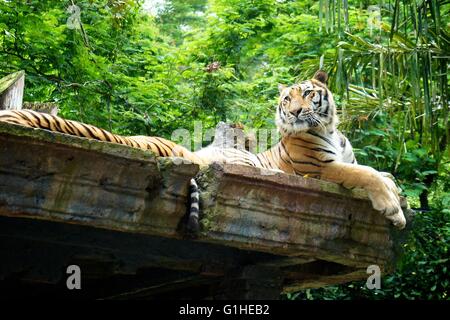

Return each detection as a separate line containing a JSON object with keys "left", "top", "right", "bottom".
{"left": 0, "top": 70, "right": 25, "bottom": 110}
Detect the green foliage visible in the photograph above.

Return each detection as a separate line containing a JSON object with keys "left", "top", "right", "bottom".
{"left": 0, "top": 0, "right": 192, "bottom": 136}
{"left": 0, "top": 0, "right": 448, "bottom": 299}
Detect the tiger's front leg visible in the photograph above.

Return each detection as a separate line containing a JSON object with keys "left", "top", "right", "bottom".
{"left": 320, "top": 162, "right": 406, "bottom": 229}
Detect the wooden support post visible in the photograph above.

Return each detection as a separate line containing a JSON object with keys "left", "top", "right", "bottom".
{"left": 0, "top": 70, "right": 25, "bottom": 110}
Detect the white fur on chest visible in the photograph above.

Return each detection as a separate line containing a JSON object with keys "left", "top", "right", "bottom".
{"left": 329, "top": 131, "right": 345, "bottom": 162}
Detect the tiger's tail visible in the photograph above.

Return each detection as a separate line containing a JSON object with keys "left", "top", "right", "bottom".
{"left": 186, "top": 178, "right": 200, "bottom": 234}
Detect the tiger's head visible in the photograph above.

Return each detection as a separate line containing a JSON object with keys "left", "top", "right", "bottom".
{"left": 275, "top": 70, "right": 337, "bottom": 136}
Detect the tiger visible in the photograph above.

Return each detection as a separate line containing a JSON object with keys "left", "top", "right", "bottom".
{"left": 230, "top": 70, "right": 406, "bottom": 229}
{"left": 186, "top": 72, "right": 406, "bottom": 230}
{"left": 0, "top": 70, "right": 407, "bottom": 230}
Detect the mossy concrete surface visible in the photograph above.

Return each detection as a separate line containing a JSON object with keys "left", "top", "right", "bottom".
{"left": 196, "top": 162, "right": 412, "bottom": 289}
{"left": 0, "top": 122, "right": 199, "bottom": 238}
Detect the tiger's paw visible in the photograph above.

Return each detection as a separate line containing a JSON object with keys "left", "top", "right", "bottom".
{"left": 387, "top": 209, "right": 407, "bottom": 229}
{"left": 369, "top": 175, "right": 406, "bottom": 229}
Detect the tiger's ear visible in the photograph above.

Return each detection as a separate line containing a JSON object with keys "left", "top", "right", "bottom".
{"left": 278, "top": 84, "right": 286, "bottom": 94}
{"left": 313, "top": 70, "right": 328, "bottom": 86}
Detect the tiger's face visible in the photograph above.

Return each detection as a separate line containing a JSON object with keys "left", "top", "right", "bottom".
{"left": 275, "top": 71, "right": 337, "bottom": 135}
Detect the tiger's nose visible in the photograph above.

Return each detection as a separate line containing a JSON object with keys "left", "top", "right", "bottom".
{"left": 290, "top": 109, "right": 301, "bottom": 117}
{"left": 291, "top": 106, "right": 312, "bottom": 117}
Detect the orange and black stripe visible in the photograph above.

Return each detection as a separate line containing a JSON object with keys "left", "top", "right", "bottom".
{"left": 0, "top": 109, "right": 204, "bottom": 164}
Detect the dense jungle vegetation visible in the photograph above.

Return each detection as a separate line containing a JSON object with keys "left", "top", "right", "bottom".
{"left": 0, "top": 0, "right": 448, "bottom": 299}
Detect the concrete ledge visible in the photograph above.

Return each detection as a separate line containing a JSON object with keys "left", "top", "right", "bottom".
{"left": 0, "top": 122, "right": 410, "bottom": 296}
{"left": 197, "top": 163, "right": 398, "bottom": 269}
{"left": 0, "top": 122, "right": 198, "bottom": 237}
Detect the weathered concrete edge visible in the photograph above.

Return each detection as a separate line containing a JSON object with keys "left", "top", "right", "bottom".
{"left": 195, "top": 162, "right": 407, "bottom": 272}
{"left": 219, "top": 162, "right": 371, "bottom": 200}
{"left": 0, "top": 71, "right": 25, "bottom": 94}
{"left": 0, "top": 121, "right": 158, "bottom": 163}
{"left": 0, "top": 122, "right": 200, "bottom": 239}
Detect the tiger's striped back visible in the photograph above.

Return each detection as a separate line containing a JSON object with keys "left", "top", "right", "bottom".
{"left": 0, "top": 109, "right": 205, "bottom": 164}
